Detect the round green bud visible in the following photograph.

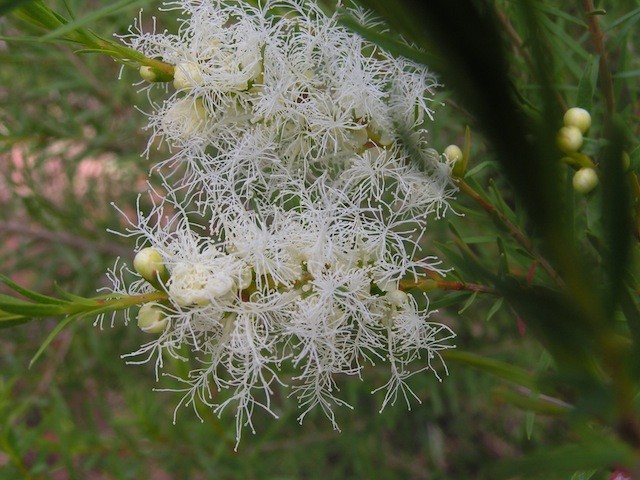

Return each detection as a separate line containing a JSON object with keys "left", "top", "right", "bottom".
{"left": 137, "top": 303, "right": 168, "bottom": 334}
{"left": 572, "top": 167, "right": 598, "bottom": 194}
{"left": 133, "top": 247, "right": 167, "bottom": 284}
{"left": 444, "top": 144, "right": 463, "bottom": 163}
{"left": 563, "top": 107, "right": 591, "bottom": 134}
{"left": 557, "top": 126, "right": 583, "bottom": 154}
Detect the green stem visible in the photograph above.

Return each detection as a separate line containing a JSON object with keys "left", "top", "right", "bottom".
{"left": 69, "top": 290, "right": 169, "bottom": 316}
{"left": 13, "top": 2, "right": 174, "bottom": 78}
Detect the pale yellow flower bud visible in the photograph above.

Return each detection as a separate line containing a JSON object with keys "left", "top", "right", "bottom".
{"left": 137, "top": 303, "right": 168, "bottom": 334}
{"left": 386, "top": 289, "right": 409, "bottom": 308}
{"left": 444, "top": 144, "right": 463, "bottom": 163}
{"left": 572, "top": 167, "right": 598, "bottom": 194}
{"left": 173, "top": 62, "right": 204, "bottom": 90}
{"left": 133, "top": 247, "right": 167, "bottom": 284}
{"left": 563, "top": 107, "right": 591, "bottom": 134}
{"left": 139, "top": 65, "right": 157, "bottom": 82}
{"left": 557, "top": 126, "right": 583, "bottom": 154}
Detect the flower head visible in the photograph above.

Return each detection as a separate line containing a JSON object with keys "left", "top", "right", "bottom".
{"left": 112, "top": 0, "right": 457, "bottom": 445}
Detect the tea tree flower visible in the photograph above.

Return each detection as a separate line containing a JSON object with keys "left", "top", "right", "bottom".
{"left": 112, "top": 0, "right": 458, "bottom": 445}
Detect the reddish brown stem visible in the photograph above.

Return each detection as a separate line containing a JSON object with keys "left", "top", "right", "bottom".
{"left": 401, "top": 277, "right": 498, "bottom": 296}
{"left": 582, "top": 0, "right": 615, "bottom": 117}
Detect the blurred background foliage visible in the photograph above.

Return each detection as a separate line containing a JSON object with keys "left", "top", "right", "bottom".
{"left": 0, "top": 0, "right": 639, "bottom": 479}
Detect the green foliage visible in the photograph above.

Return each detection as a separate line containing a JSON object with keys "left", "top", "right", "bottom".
{"left": 1, "top": 0, "right": 640, "bottom": 478}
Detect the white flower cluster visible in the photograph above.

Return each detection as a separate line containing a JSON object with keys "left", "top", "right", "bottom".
{"left": 111, "top": 0, "right": 457, "bottom": 444}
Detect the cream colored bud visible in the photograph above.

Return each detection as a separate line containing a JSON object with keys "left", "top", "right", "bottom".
{"left": 377, "top": 130, "right": 393, "bottom": 146}
{"left": 573, "top": 167, "right": 598, "bottom": 194}
{"left": 563, "top": 107, "right": 591, "bottom": 134}
{"left": 137, "top": 303, "right": 168, "bottom": 334}
{"left": 386, "top": 289, "right": 409, "bottom": 308}
{"left": 133, "top": 248, "right": 167, "bottom": 284}
{"left": 173, "top": 62, "right": 204, "bottom": 90}
{"left": 368, "top": 119, "right": 393, "bottom": 146}
{"left": 164, "top": 98, "right": 208, "bottom": 140}
{"left": 557, "top": 126, "right": 583, "bottom": 154}
{"left": 444, "top": 144, "right": 463, "bottom": 163}
{"left": 139, "top": 65, "right": 157, "bottom": 82}
{"left": 350, "top": 127, "right": 369, "bottom": 148}
{"left": 238, "top": 266, "right": 253, "bottom": 290}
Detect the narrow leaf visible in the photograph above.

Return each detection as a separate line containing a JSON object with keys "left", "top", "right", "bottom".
{"left": 53, "top": 284, "right": 99, "bottom": 306}
{"left": 338, "top": 12, "right": 441, "bottom": 68}
{"left": 443, "top": 350, "right": 536, "bottom": 389}
{"left": 40, "top": 0, "right": 149, "bottom": 41}
{"left": 498, "top": 279, "right": 601, "bottom": 378}
{"left": 457, "top": 291, "right": 477, "bottom": 314}
{"left": 576, "top": 55, "right": 599, "bottom": 111}
{"left": 0, "top": 316, "right": 33, "bottom": 329}
{"left": 29, "top": 315, "right": 76, "bottom": 368}
{"left": 493, "top": 385, "right": 571, "bottom": 416}
{"left": 486, "top": 297, "right": 504, "bottom": 322}
{"left": 599, "top": 118, "right": 632, "bottom": 314}
{"left": 0, "top": 294, "right": 68, "bottom": 316}
{"left": 525, "top": 411, "right": 535, "bottom": 440}
{"left": 0, "top": 274, "right": 68, "bottom": 305}
{"left": 0, "top": 0, "right": 35, "bottom": 16}
{"left": 493, "top": 439, "right": 634, "bottom": 477}
{"left": 496, "top": 237, "right": 509, "bottom": 277}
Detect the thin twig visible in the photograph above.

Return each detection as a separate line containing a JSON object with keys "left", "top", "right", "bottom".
{"left": 582, "top": 0, "right": 615, "bottom": 117}
{"left": 401, "top": 277, "right": 498, "bottom": 296}
{"left": 494, "top": 6, "right": 567, "bottom": 112}
{"left": 457, "top": 179, "right": 564, "bottom": 288}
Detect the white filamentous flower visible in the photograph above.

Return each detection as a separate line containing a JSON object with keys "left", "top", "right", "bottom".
{"left": 111, "top": 0, "right": 458, "bottom": 446}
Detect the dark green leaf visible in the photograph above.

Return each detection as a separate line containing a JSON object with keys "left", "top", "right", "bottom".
{"left": 39, "top": 0, "right": 148, "bottom": 41}
{"left": 620, "top": 287, "right": 640, "bottom": 362}
{"left": 338, "top": 11, "right": 441, "bottom": 68}
{"left": 599, "top": 118, "right": 632, "bottom": 314}
{"left": 0, "top": 0, "right": 35, "bottom": 16}
{"left": 493, "top": 439, "right": 634, "bottom": 478}
{"left": 576, "top": 55, "right": 599, "bottom": 111}
{"left": 499, "top": 279, "right": 600, "bottom": 378}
